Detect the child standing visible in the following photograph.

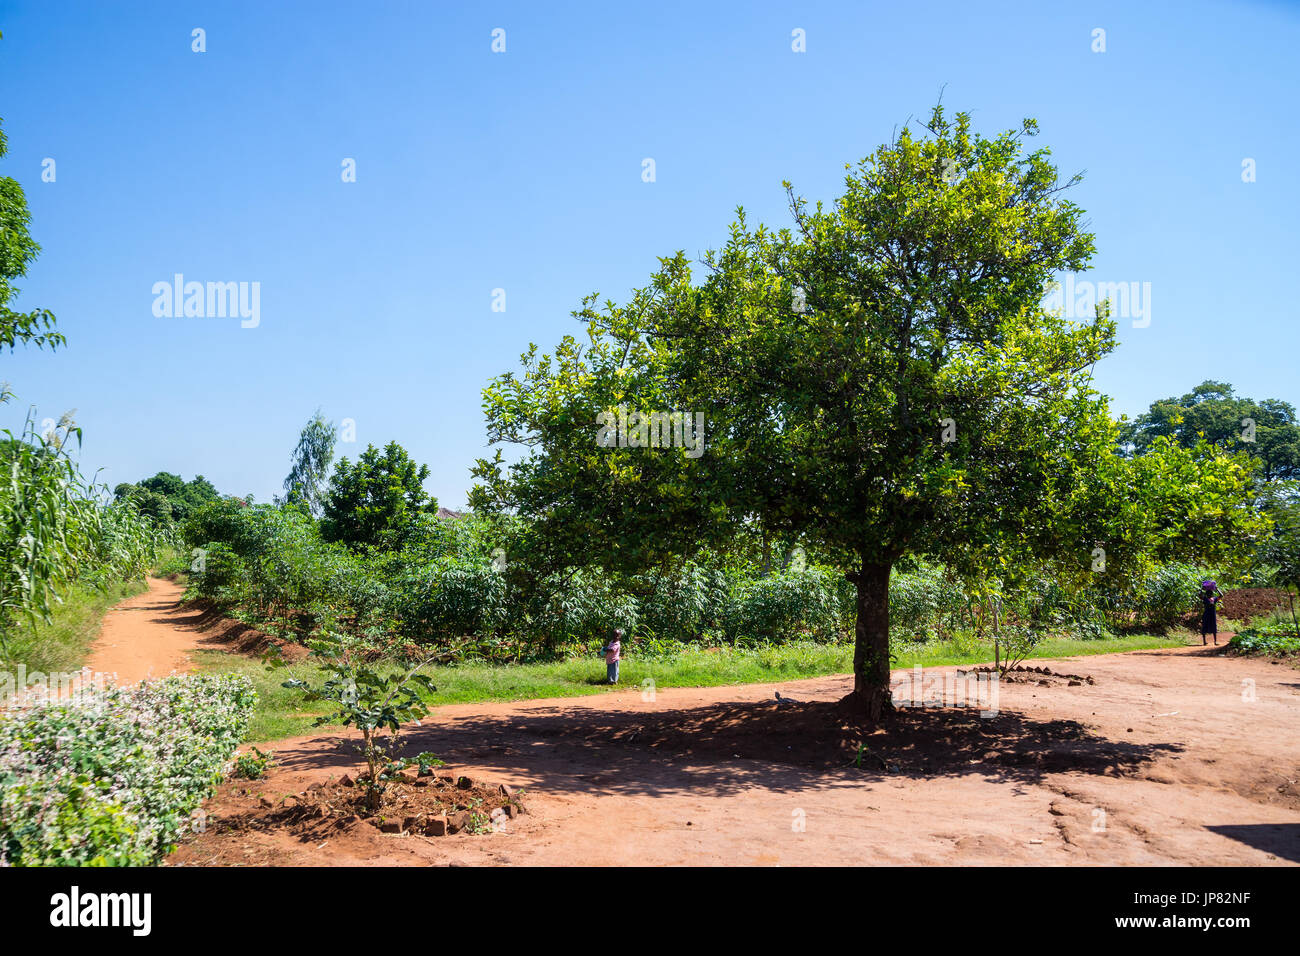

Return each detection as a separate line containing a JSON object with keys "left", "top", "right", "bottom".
{"left": 602, "top": 628, "right": 623, "bottom": 684}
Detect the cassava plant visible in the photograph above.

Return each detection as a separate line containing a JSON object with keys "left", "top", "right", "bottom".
{"left": 281, "top": 636, "right": 437, "bottom": 812}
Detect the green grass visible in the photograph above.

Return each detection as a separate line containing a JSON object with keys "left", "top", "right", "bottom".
{"left": 0, "top": 577, "right": 149, "bottom": 678}
{"left": 193, "top": 631, "right": 1189, "bottom": 743}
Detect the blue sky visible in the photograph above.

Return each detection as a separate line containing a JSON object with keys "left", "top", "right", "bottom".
{"left": 1, "top": 0, "right": 1296, "bottom": 507}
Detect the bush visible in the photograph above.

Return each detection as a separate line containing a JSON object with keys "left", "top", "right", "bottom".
{"left": 389, "top": 559, "right": 510, "bottom": 643}
{"left": 535, "top": 567, "right": 639, "bottom": 649}
{"left": 0, "top": 673, "right": 255, "bottom": 866}
{"left": 190, "top": 541, "right": 247, "bottom": 603}
{"left": 889, "top": 564, "right": 965, "bottom": 640}
{"left": 636, "top": 562, "right": 732, "bottom": 643}
{"left": 232, "top": 746, "right": 276, "bottom": 780}
{"left": 1229, "top": 625, "right": 1300, "bottom": 657}
{"left": 724, "top": 567, "right": 847, "bottom": 644}
{"left": 1136, "top": 561, "right": 1200, "bottom": 627}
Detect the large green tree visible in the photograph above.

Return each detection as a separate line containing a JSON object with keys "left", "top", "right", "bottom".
{"left": 475, "top": 106, "right": 1264, "bottom": 719}
{"left": 114, "top": 472, "right": 219, "bottom": 523}
{"left": 1120, "top": 381, "right": 1300, "bottom": 482}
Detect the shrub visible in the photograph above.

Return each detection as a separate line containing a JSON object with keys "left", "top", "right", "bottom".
{"left": 0, "top": 673, "right": 255, "bottom": 866}
{"left": 636, "top": 562, "right": 732, "bottom": 643}
{"left": 282, "top": 637, "right": 436, "bottom": 812}
{"left": 534, "top": 567, "right": 639, "bottom": 649}
{"left": 724, "top": 567, "right": 846, "bottom": 644}
{"left": 889, "top": 564, "right": 965, "bottom": 640}
{"left": 390, "top": 559, "right": 510, "bottom": 643}
{"left": 1136, "top": 561, "right": 1200, "bottom": 627}
{"left": 232, "top": 746, "right": 275, "bottom": 780}
{"left": 1229, "top": 625, "right": 1300, "bottom": 656}
{"left": 190, "top": 541, "right": 247, "bottom": 603}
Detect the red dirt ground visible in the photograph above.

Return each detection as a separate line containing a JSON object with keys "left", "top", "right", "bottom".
{"left": 90, "top": 580, "right": 1300, "bottom": 866}
{"left": 85, "top": 577, "right": 305, "bottom": 685}
{"left": 85, "top": 577, "right": 204, "bottom": 684}
{"left": 169, "top": 643, "right": 1300, "bottom": 867}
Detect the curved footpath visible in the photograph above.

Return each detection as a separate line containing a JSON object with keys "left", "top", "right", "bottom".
{"left": 85, "top": 576, "right": 203, "bottom": 685}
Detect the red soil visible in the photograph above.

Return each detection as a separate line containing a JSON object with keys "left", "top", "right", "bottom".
{"left": 170, "top": 644, "right": 1300, "bottom": 867}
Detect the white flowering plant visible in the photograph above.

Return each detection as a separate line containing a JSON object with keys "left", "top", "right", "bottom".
{"left": 0, "top": 673, "right": 255, "bottom": 866}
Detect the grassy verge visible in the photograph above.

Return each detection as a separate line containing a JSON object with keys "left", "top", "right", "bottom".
{"left": 0, "top": 578, "right": 149, "bottom": 679}
{"left": 193, "top": 631, "right": 1189, "bottom": 743}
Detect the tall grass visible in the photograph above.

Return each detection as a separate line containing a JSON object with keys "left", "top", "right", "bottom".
{"left": 0, "top": 408, "right": 169, "bottom": 668}
{"left": 1, "top": 577, "right": 148, "bottom": 679}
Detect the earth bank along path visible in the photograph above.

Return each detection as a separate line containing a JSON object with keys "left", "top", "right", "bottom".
{"left": 87, "top": 577, "right": 1300, "bottom": 866}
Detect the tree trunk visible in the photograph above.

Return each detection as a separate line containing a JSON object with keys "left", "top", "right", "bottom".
{"left": 847, "top": 561, "right": 894, "bottom": 721}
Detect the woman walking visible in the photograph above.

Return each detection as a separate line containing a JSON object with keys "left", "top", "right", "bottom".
{"left": 1199, "top": 579, "right": 1224, "bottom": 646}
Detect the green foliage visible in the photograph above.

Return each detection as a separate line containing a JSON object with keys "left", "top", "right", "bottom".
{"left": 0, "top": 673, "right": 255, "bottom": 866}
{"left": 636, "top": 561, "right": 733, "bottom": 643}
{"left": 322, "top": 441, "right": 439, "bottom": 548}
{"left": 471, "top": 104, "right": 1124, "bottom": 716}
{"left": 390, "top": 559, "right": 510, "bottom": 644}
{"left": 114, "top": 472, "right": 220, "bottom": 524}
{"left": 232, "top": 746, "right": 275, "bottom": 780}
{"left": 184, "top": 502, "right": 379, "bottom": 639}
{"left": 1121, "top": 380, "right": 1300, "bottom": 482}
{"left": 282, "top": 409, "right": 337, "bottom": 518}
{"left": 1228, "top": 625, "right": 1300, "bottom": 657}
{"left": 888, "top": 563, "right": 967, "bottom": 641}
{"left": 724, "top": 567, "right": 850, "bottom": 644}
{"left": 281, "top": 637, "right": 436, "bottom": 811}
{"left": 0, "top": 409, "right": 168, "bottom": 657}
{"left": 535, "top": 567, "right": 639, "bottom": 649}
{"left": 414, "top": 751, "right": 444, "bottom": 774}
{"left": 0, "top": 114, "right": 63, "bottom": 352}
{"left": 1258, "top": 481, "right": 1300, "bottom": 591}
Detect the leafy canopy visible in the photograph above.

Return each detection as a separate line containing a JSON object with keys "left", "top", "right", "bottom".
{"left": 322, "top": 441, "right": 438, "bottom": 548}
{"left": 472, "top": 104, "right": 1266, "bottom": 717}
{"left": 1120, "top": 380, "right": 1300, "bottom": 482}
{"left": 282, "top": 409, "right": 338, "bottom": 518}
{"left": 0, "top": 113, "right": 62, "bottom": 352}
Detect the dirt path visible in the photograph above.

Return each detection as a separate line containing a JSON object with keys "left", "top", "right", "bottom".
{"left": 85, "top": 577, "right": 206, "bottom": 685}
{"left": 171, "top": 642, "right": 1300, "bottom": 867}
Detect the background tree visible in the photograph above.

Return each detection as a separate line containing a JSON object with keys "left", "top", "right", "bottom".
{"left": 114, "top": 472, "right": 220, "bottom": 522}
{"left": 112, "top": 482, "right": 173, "bottom": 524}
{"left": 282, "top": 409, "right": 337, "bottom": 518}
{"left": 322, "top": 441, "right": 438, "bottom": 548}
{"left": 1120, "top": 381, "right": 1300, "bottom": 482}
{"left": 0, "top": 111, "right": 62, "bottom": 353}
{"left": 1258, "top": 480, "right": 1300, "bottom": 597}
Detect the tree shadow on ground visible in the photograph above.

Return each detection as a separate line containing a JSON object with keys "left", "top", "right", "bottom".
{"left": 1204, "top": 824, "right": 1300, "bottom": 863}
{"left": 264, "top": 697, "right": 1183, "bottom": 802}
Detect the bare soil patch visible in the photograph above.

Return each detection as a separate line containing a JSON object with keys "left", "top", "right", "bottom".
{"left": 1180, "top": 587, "right": 1291, "bottom": 628}
{"left": 213, "top": 770, "right": 526, "bottom": 843}
{"left": 168, "top": 641, "right": 1300, "bottom": 867}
